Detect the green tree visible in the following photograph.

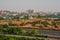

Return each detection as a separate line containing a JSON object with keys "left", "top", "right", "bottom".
{"left": 7, "top": 27, "right": 15, "bottom": 34}
{"left": 30, "top": 29, "right": 38, "bottom": 36}
{"left": 20, "top": 29, "right": 27, "bottom": 35}
{"left": 39, "top": 26, "right": 44, "bottom": 28}
{"left": 2, "top": 28, "right": 8, "bottom": 34}
{"left": 13, "top": 28, "right": 21, "bottom": 35}
{"left": 3, "top": 24, "right": 8, "bottom": 28}
{"left": 0, "top": 28, "right": 3, "bottom": 33}
{"left": 9, "top": 37, "right": 15, "bottom": 40}
{"left": 40, "top": 38, "right": 45, "bottom": 40}
{"left": 0, "top": 17, "right": 4, "bottom": 20}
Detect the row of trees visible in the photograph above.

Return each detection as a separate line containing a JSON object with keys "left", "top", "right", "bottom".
{"left": 0, "top": 27, "right": 39, "bottom": 36}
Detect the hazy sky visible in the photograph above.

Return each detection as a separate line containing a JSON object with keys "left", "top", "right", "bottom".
{"left": 0, "top": 0, "right": 60, "bottom": 12}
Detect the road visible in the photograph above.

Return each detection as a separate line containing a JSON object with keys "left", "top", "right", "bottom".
{"left": 23, "top": 28, "right": 60, "bottom": 36}
{"left": 9, "top": 26, "right": 60, "bottom": 36}
{"left": 0, "top": 34, "right": 48, "bottom": 40}
{"left": 0, "top": 28, "right": 60, "bottom": 40}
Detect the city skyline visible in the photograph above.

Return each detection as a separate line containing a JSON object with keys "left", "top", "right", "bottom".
{"left": 0, "top": 0, "right": 60, "bottom": 12}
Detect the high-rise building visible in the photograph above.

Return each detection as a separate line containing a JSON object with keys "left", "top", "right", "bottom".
{"left": 26, "top": 9, "right": 34, "bottom": 14}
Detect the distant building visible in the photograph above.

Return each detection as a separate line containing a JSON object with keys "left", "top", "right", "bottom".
{"left": 26, "top": 9, "right": 34, "bottom": 14}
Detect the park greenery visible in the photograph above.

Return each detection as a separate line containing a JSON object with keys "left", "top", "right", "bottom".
{"left": 0, "top": 27, "right": 48, "bottom": 40}
{"left": 0, "top": 27, "right": 39, "bottom": 35}
{"left": 0, "top": 27, "right": 48, "bottom": 37}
